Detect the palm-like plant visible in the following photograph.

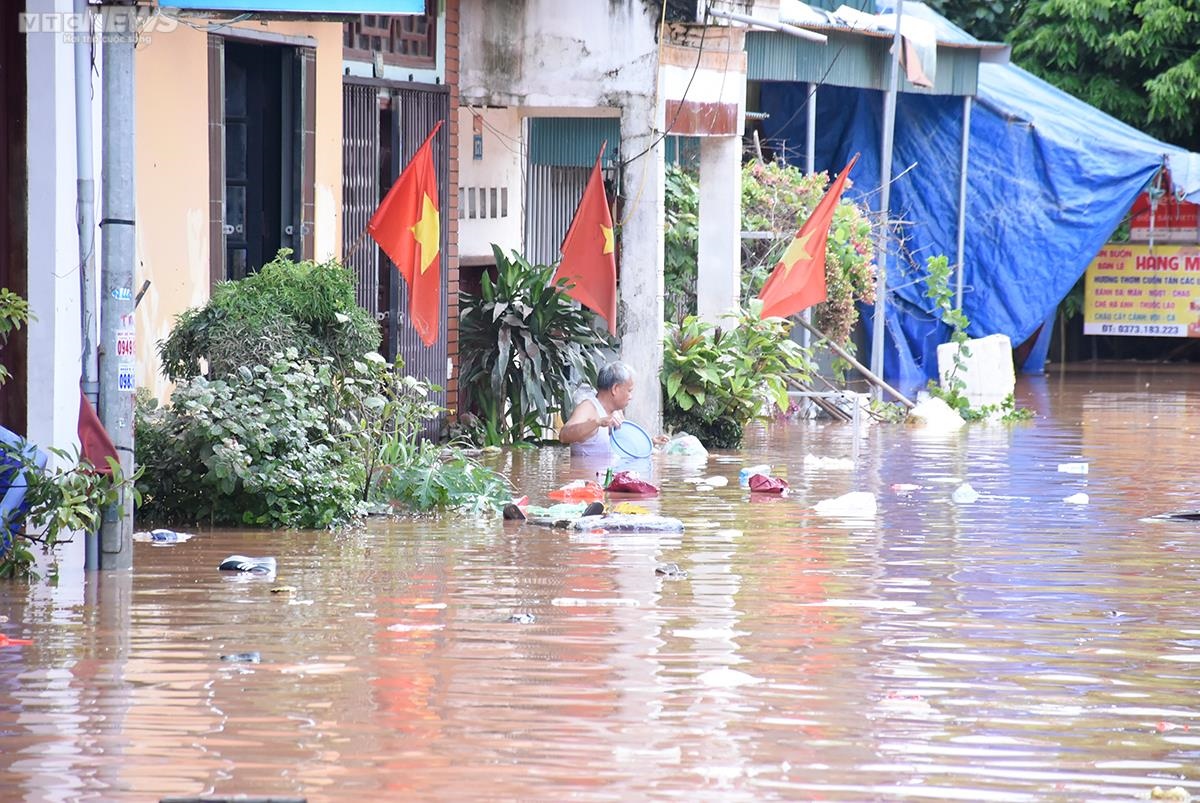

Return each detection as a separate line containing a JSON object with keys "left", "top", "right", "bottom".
{"left": 458, "top": 245, "right": 613, "bottom": 445}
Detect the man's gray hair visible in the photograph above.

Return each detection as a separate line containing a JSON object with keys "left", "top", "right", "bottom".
{"left": 597, "top": 361, "right": 635, "bottom": 392}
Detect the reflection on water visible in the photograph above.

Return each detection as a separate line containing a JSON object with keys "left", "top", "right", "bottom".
{"left": 4, "top": 370, "right": 1200, "bottom": 801}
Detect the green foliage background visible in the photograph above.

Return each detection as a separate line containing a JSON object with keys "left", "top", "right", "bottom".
{"left": 458, "top": 245, "right": 612, "bottom": 446}
{"left": 664, "top": 161, "right": 876, "bottom": 346}
{"left": 928, "top": 0, "right": 1199, "bottom": 151}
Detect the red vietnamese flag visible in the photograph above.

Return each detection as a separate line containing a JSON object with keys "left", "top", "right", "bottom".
{"left": 368, "top": 120, "right": 443, "bottom": 347}
{"left": 759, "top": 154, "right": 860, "bottom": 320}
{"left": 553, "top": 145, "right": 617, "bottom": 335}
{"left": 77, "top": 391, "right": 117, "bottom": 475}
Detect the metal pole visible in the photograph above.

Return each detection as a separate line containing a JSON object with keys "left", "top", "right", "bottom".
{"left": 98, "top": 4, "right": 136, "bottom": 570}
{"left": 869, "top": 0, "right": 903, "bottom": 398}
{"left": 74, "top": 0, "right": 101, "bottom": 571}
{"left": 802, "top": 82, "right": 817, "bottom": 351}
{"left": 805, "top": 82, "right": 816, "bottom": 175}
{"left": 796, "top": 316, "right": 915, "bottom": 408}
{"left": 955, "top": 95, "right": 971, "bottom": 310}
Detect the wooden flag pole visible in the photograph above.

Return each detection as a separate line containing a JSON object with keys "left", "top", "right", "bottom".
{"left": 342, "top": 226, "right": 370, "bottom": 266}
{"left": 344, "top": 119, "right": 445, "bottom": 267}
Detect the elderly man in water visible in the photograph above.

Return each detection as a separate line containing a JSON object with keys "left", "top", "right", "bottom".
{"left": 558, "top": 361, "right": 668, "bottom": 456}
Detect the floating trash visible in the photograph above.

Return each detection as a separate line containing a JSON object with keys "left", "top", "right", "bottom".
{"left": 1063, "top": 493, "right": 1090, "bottom": 505}
{"left": 951, "top": 483, "right": 980, "bottom": 504}
{"left": 1144, "top": 510, "right": 1200, "bottom": 522}
{"left": 220, "top": 652, "right": 260, "bottom": 663}
{"left": 803, "top": 454, "right": 854, "bottom": 471}
{"left": 132, "top": 529, "right": 194, "bottom": 544}
{"left": 738, "top": 464, "right": 771, "bottom": 487}
{"left": 655, "top": 562, "right": 688, "bottom": 579}
{"left": 1057, "top": 462, "right": 1089, "bottom": 474}
{"left": 218, "top": 555, "right": 277, "bottom": 574}
{"left": 270, "top": 585, "right": 297, "bottom": 594}
{"left": 748, "top": 474, "right": 789, "bottom": 495}
{"left": 813, "top": 491, "right": 877, "bottom": 517}
{"left": 507, "top": 613, "right": 536, "bottom": 624}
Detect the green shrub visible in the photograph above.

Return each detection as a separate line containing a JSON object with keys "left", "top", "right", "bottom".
{"left": 663, "top": 161, "right": 876, "bottom": 345}
{"left": 664, "top": 166, "right": 700, "bottom": 323}
{"left": 335, "top": 352, "right": 443, "bottom": 502}
{"left": 136, "top": 352, "right": 360, "bottom": 528}
{"left": 458, "top": 245, "right": 612, "bottom": 445}
{"left": 158, "top": 250, "right": 379, "bottom": 381}
{"left": 374, "top": 440, "right": 512, "bottom": 515}
{"left": 0, "top": 288, "right": 29, "bottom": 387}
{"left": 0, "top": 444, "right": 136, "bottom": 579}
{"left": 662, "top": 303, "right": 813, "bottom": 448}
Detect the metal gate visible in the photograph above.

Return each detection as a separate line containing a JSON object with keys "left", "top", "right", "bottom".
{"left": 524, "top": 117, "right": 620, "bottom": 268}
{"left": 342, "top": 82, "right": 380, "bottom": 313}
{"left": 342, "top": 78, "right": 450, "bottom": 432}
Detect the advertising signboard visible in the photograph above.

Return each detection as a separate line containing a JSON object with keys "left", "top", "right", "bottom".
{"left": 1084, "top": 244, "right": 1200, "bottom": 337}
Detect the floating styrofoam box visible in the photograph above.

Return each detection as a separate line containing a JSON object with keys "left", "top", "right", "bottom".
{"left": 936, "top": 333, "right": 1016, "bottom": 409}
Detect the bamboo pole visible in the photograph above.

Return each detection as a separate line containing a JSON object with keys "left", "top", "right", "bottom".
{"left": 795, "top": 316, "right": 915, "bottom": 409}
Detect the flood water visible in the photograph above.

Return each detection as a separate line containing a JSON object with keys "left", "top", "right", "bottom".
{"left": 4, "top": 369, "right": 1200, "bottom": 801}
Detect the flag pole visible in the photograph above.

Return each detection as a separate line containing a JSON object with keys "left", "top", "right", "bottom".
{"left": 343, "top": 119, "right": 446, "bottom": 266}
{"left": 342, "top": 227, "right": 371, "bottom": 266}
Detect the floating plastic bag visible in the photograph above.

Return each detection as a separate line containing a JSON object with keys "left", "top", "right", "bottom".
{"left": 803, "top": 454, "right": 855, "bottom": 471}
{"left": 663, "top": 434, "right": 708, "bottom": 457}
{"left": 1057, "top": 462, "right": 1089, "bottom": 474}
{"left": 605, "top": 471, "right": 659, "bottom": 495}
{"left": 548, "top": 480, "right": 605, "bottom": 502}
{"left": 739, "top": 464, "right": 771, "bottom": 487}
{"left": 813, "top": 491, "right": 877, "bottom": 517}
{"left": 951, "top": 483, "right": 980, "bottom": 504}
{"left": 748, "top": 474, "right": 789, "bottom": 494}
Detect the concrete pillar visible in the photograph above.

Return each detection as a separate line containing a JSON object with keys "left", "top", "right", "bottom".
{"left": 619, "top": 96, "right": 665, "bottom": 432}
{"left": 25, "top": 0, "right": 86, "bottom": 456}
{"left": 696, "top": 135, "right": 741, "bottom": 323}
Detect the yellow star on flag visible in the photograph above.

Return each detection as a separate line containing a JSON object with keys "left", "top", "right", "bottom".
{"left": 777, "top": 230, "right": 814, "bottom": 277}
{"left": 601, "top": 223, "right": 614, "bottom": 255}
{"left": 410, "top": 192, "right": 440, "bottom": 274}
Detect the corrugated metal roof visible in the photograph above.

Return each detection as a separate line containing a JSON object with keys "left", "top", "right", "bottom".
{"left": 528, "top": 117, "right": 621, "bottom": 167}
{"left": 745, "top": 29, "right": 981, "bottom": 96}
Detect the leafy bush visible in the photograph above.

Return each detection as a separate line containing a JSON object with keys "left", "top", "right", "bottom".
{"left": 663, "top": 161, "right": 876, "bottom": 345}
{"left": 374, "top": 440, "right": 512, "bottom": 515}
{"left": 664, "top": 166, "right": 700, "bottom": 323}
{"left": 0, "top": 288, "right": 29, "bottom": 388}
{"left": 158, "top": 250, "right": 379, "bottom": 381}
{"left": 136, "top": 352, "right": 360, "bottom": 528}
{"left": 0, "top": 444, "right": 136, "bottom": 579}
{"left": 662, "top": 302, "right": 813, "bottom": 449}
{"left": 458, "top": 245, "right": 612, "bottom": 445}
{"left": 336, "top": 352, "right": 443, "bottom": 502}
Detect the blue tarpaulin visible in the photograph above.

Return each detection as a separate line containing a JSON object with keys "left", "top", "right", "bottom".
{"left": 760, "top": 32, "right": 1200, "bottom": 390}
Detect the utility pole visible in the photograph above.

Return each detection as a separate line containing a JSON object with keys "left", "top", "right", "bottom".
{"left": 97, "top": 3, "right": 137, "bottom": 570}
{"left": 870, "top": 0, "right": 903, "bottom": 399}
{"left": 74, "top": 0, "right": 101, "bottom": 570}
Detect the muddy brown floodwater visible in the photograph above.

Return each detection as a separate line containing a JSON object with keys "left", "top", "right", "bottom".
{"left": 4, "top": 369, "right": 1200, "bottom": 802}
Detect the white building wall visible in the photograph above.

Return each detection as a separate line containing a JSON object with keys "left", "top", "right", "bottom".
{"left": 24, "top": 0, "right": 97, "bottom": 457}
{"left": 456, "top": 106, "right": 523, "bottom": 260}
{"left": 459, "top": 0, "right": 665, "bottom": 428}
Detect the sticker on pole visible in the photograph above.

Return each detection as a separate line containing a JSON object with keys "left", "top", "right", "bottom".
{"left": 118, "top": 365, "right": 136, "bottom": 393}
{"left": 116, "top": 328, "right": 136, "bottom": 361}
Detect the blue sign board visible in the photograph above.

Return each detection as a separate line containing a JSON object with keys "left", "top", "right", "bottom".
{"left": 162, "top": 1, "right": 424, "bottom": 13}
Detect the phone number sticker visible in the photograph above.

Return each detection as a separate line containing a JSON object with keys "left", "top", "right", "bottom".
{"left": 1084, "top": 323, "right": 1185, "bottom": 336}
